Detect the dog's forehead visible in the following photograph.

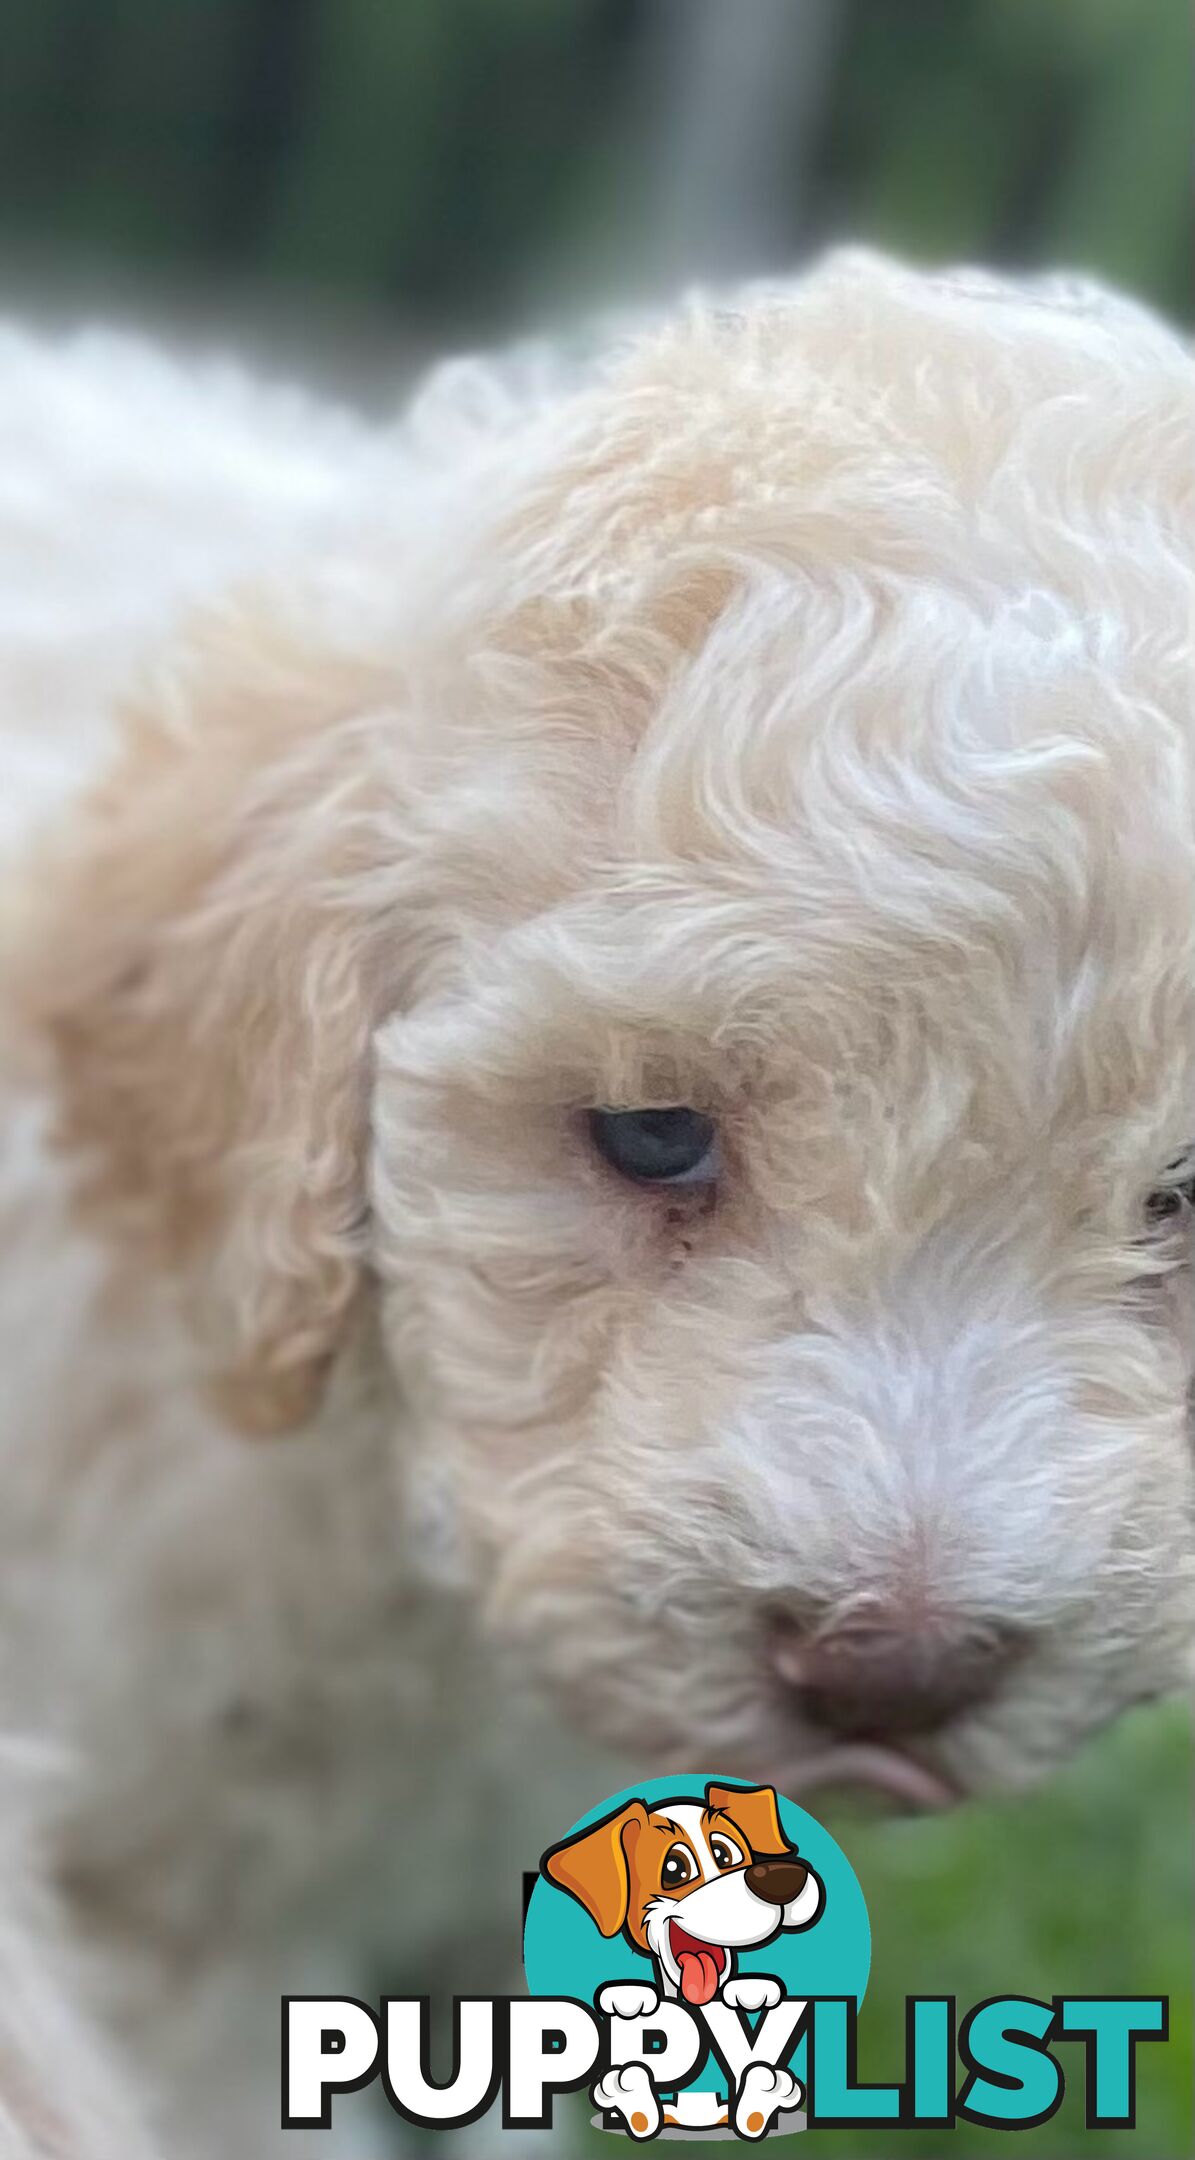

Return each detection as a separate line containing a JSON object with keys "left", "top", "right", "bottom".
{"left": 619, "top": 614, "right": 1193, "bottom": 1133}
{"left": 478, "top": 249, "right": 1189, "bottom": 623}
{"left": 648, "top": 1801, "right": 705, "bottom": 1840}
{"left": 437, "top": 267, "right": 1194, "bottom": 1121}
{"left": 619, "top": 602, "right": 1188, "bottom": 930}
{"left": 643, "top": 1801, "right": 749, "bottom": 1866}
{"left": 637, "top": 1802, "right": 715, "bottom": 1875}
{"left": 648, "top": 1805, "right": 704, "bottom": 1857}
{"left": 411, "top": 270, "right": 1195, "bottom": 1188}
{"left": 484, "top": 595, "right": 1195, "bottom": 1064}
{"left": 429, "top": 790, "right": 1195, "bottom": 1230}
{"left": 497, "top": 825, "right": 1195, "bottom": 1145}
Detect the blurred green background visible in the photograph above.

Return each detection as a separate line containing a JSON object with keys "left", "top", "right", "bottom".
{"left": 2, "top": 2, "right": 1188, "bottom": 2152}
{"left": 0, "top": 0, "right": 1188, "bottom": 370}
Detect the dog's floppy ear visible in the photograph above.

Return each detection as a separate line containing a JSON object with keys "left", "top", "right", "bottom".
{"left": 11, "top": 592, "right": 415, "bottom": 1436}
{"left": 706, "top": 1783, "right": 790, "bottom": 1858}
{"left": 541, "top": 1801, "right": 649, "bottom": 1937}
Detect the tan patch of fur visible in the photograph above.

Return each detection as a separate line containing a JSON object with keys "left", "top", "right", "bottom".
{"left": 7, "top": 595, "right": 404, "bottom": 1434}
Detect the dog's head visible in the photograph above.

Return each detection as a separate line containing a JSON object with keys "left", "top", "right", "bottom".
{"left": 17, "top": 252, "right": 1195, "bottom": 1806}
{"left": 543, "top": 1782, "right": 821, "bottom": 2001}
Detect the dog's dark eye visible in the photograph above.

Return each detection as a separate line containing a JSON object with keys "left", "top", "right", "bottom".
{"left": 1146, "top": 1161, "right": 1195, "bottom": 1227}
{"left": 588, "top": 1107, "right": 718, "bottom": 1186}
{"left": 661, "top": 1842, "right": 696, "bottom": 1887}
{"left": 709, "top": 1835, "right": 743, "bottom": 1872}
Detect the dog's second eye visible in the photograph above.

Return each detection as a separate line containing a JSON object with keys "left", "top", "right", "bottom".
{"left": 661, "top": 1842, "right": 696, "bottom": 1886}
{"left": 1145, "top": 1163, "right": 1195, "bottom": 1227}
{"left": 709, "top": 1835, "right": 743, "bottom": 1871}
{"left": 588, "top": 1107, "right": 718, "bottom": 1185}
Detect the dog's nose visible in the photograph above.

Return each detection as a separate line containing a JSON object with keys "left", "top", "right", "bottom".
{"left": 770, "top": 1610, "right": 1024, "bottom": 1740}
{"left": 744, "top": 1859, "right": 808, "bottom": 1906}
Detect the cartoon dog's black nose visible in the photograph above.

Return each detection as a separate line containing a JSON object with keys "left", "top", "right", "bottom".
{"left": 745, "top": 1859, "right": 808, "bottom": 1906}
{"left": 770, "top": 1610, "right": 1025, "bottom": 1741}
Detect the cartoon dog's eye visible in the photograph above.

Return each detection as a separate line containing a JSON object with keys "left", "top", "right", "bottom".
{"left": 709, "top": 1835, "right": 743, "bottom": 1871}
{"left": 588, "top": 1108, "right": 718, "bottom": 1186}
{"left": 661, "top": 1843, "right": 696, "bottom": 1887}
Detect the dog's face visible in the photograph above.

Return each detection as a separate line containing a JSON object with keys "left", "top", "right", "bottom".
{"left": 543, "top": 1782, "right": 821, "bottom": 2000}
{"left": 365, "top": 265, "right": 1195, "bottom": 1805}
{"left": 26, "top": 256, "right": 1195, "bottom": 1807}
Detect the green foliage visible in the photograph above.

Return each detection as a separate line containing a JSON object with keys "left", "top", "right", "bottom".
{"left": 834, "top": 0, "right": 1189, "bottom": 317}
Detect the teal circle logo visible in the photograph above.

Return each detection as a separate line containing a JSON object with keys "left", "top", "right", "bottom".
{"left": 524, "top": 1774, "right": 869, "bottom": 2107}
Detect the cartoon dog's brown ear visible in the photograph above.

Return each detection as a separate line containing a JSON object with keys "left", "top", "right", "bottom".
{"left": 706, "top": 1783, "right": 790, "bottom": 1858}
{"left": 541, "top": 1801, "right": 649, "bottom": 1937}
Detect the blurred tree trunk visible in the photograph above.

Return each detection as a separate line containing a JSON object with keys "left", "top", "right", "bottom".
{"left": 634, "top": 0, "right": 843, "bottom": 282}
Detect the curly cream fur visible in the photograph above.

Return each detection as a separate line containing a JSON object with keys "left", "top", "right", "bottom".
{"left": 0, "top": 252, "right": 1192, "bottom": 2153}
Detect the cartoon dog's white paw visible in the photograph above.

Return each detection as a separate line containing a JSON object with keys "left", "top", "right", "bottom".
{"left": 721, "top": 1974, "right": 783, "bottom": 2012}
{"left": 594, "top": 2062, "right": 661, "bottom": 2139}
{"left": 597, "top": 1981, "right": 659, "bottom": 2021}
{"left": 734, "top": 2062, "right": 802, "bottom": 2139}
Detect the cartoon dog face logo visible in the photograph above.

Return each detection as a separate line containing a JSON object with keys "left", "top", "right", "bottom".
{"left": 542, "top": 1782, "right": 824, "bottom": 2006}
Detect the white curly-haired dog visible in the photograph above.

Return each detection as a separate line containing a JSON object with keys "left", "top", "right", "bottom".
{"left": 0, "top": 250, "right": 1191, "bottom": 2156}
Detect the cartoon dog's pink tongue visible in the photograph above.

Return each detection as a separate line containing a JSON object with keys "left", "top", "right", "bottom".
{"left": 669, "top": 1920, "right": 726, "bottom": 2005}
